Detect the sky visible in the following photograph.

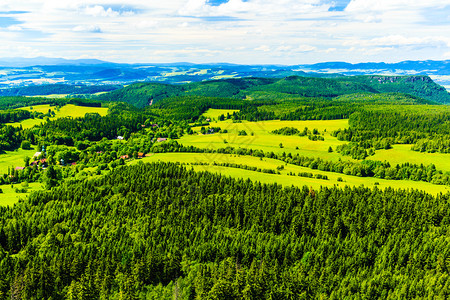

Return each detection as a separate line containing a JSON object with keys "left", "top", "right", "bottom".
{"left": 0, "top": 0, "right": 449, "bottom": 64}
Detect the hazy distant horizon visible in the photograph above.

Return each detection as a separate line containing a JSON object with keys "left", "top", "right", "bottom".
{"left": 0, "top": 56, "right": 449, "bottom": 67}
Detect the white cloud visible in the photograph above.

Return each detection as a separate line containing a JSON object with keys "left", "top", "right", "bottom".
{"left": 296, "top": 45, "right": 317, "bottom": 52}
{"left": 254, "top": 45, "right": 270, "bottom": 52}
{"left": 345, "top": 0, "right": 450, "bottom": 13}
{"left": 0, "top": 0, "right": 448, "bottom": 64}
{"left": 345, "top": 35, "right": 450, "bottom": 48}
{"left": 133, "top": 20, "right": 159, "bottom": 29}
{"left": 0, "top": 43, "right": 53, "bottom": 58}
{"left": 179, "top": 0, "right": 331, "bottom": 18}
{"left": 72, "top": 25, "right": 102, "bottom": 33}
{"left": 345, "top": 0, "right": 450, "bottom": 25}
{"left": 323, "top": 48, "right": 336, "bottom": 53}
{"left": 276, "top": 45, "right": 292, "bottom": 52}
{"left": 7, "top": 25, "right": 23, "bottom": 31}
{"left": 83, "top": 5, "right": 120, "bottom": 18}
{"left": 154, "top": 48, "right": 221, "bottom": 56}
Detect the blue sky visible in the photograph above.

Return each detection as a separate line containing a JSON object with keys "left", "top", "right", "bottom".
{"left": 0, "top": 0, "right": 449, "bottom": 64}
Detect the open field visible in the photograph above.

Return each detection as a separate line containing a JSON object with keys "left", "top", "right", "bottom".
{"left": 210, "top": 75, "right": 238, "bottom": 80}
{"left": 137, "top": 152, "right": 450, "bottom": 195}
{"left": 172, "top": 109, "right": 450, "bottom": 193}
{"left": 22, "top": 104, "right": 109, "bottom": 118}
{"left": 7, "top": 118, "right": 44, "bottom": 129}
{"left": 202, "top": 108, "right": 240, "bottom": 120}
{"left": 6, "top": 104, "right": 109, "bottom": 129}
{"left": 182, "top": 115, "right": 351, "bottom": 162}
{"left": 372, "top": 144, "right": 450, "bottom": 173}
{"left": 0, "top": 148, "right": 37, "bottom": 174}
{"left": 187, "top": 109, "right": 450, "bottom": 172}
{"left": 0, "top": 182, "right": 43, "bottom": 206}
{"left": 29, "top": 94, "right": 69, "bottom": 98}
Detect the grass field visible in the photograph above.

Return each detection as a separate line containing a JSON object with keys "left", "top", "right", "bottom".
{"left": 0, "top": 182, "right": 43, "bottom": 206}
{"left": 0, "top": 148, "right": 37, "bottom": 174}
{"left": 372, "top": 144, "right": 450, "bottom": 173}
{"left": 7, "top": 118, "right": 44, "bottom": 129}
{"left": 173, "top": 109, "right": 450, "bottom": 193}
{"left": 23, "top": 104, "right": 109, "bottom": 118}
{"left": 6, "top": 104, "right": 109, "bottom": 129}
{"left": 29, "top": 94, "right": 69, "bottom": 98}
{"left": 182, "top": 115, "right": 351, "bottom": 162}
{"left": 211, "top": 75, "right": 238, "bottom": 80}
{"left": 190, "top": 109, "right": 450, "bottom": 171}
{"left": 203, "top": 108, "right": 240, "bottom": 121}
{"left": 137, "top": 153, "right": 450, "bottom": 195}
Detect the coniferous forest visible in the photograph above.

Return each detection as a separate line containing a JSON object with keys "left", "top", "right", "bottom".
{"left": 1, "top": 162, "right": 450, "bottom": 299}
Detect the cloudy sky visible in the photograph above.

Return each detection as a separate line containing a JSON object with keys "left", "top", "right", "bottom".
{"left": 0, "top": 0, "right": 449, "bottom": 64}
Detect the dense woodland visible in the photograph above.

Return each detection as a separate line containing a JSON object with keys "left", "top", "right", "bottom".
{"left": 1, "top": 163, "right": 450, "bottom": 299}
{"left": 0, "top": 84, "right": 121, "bottom": 98}
{"left": 96, "top": 75, "right": 450, "bottom": 107}
{"left": 1, "top": 74, "right": 450, "bottom": 298}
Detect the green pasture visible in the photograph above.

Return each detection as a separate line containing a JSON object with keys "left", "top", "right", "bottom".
{"left": 29, "top": 94, "right": 69, "bottom": 98}
{"left": 6, "top": 104, "right": 109, "bottom": 129}
{"left": 22, "top": 104, "right": 109, "bottom": 118}
{"left": 138, "top": 153, "right": 450, "bottom": 195}
{"left": 0, "top": 182, "right": 43, "bottom": 206}
{"left": 203, "top": 108, "right": 240, "bottom": 120}
{"left": 211, "top": 75, "right": 238, "bottom": 80}
{"left": 0, "top": 148, "right": 37, "bottom": 174}
{"left": 197, "top": 110, "right": 450, "bottom": 173}
{"left": 372, "top": 144, "right": 450, "bottom": 172}
{"left": 182, "top": 117, "right": 350, "bottom": 162}
{"left": 190, "top": 69, "right": 208, "bottom": 75}
{"left": 164, "top": 70, "right": 188, "bottom": 76}
{"left": 7, "top": 118, "right": 44, "bottom": 129}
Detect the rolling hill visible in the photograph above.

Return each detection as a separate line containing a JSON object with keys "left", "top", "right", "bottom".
{"left": 96, "top": 75, "right": 450, "bottom": 107}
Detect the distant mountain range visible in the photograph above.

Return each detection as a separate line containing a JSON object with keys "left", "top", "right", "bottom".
{"left": 0, "top": 57, "right": 449, "bottom": 91}
{"left": 0, "top": 57, "right": 109, "bottom": 67}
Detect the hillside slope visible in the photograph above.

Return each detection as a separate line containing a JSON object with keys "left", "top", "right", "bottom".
{"left": 96, "top": 75, "right": 450, "bottom": 108}
{"left": 348, "top": 76, "right": 450, "bottom": 104}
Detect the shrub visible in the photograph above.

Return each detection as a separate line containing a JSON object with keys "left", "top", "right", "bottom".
{"left": 21, "top": 140, "right": 32, "bottom": 150}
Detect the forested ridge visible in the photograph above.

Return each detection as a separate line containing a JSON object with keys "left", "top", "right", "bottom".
{"left": 0, "top": 84, "right": 121, "bottom": 98}
{"left": 0, "top": 96, "right": 102, "bottom": 110}
{"left": 1, "top": 162, "right": 450, "bottom": 299}
{"left": 96, "top": 75, "right": 450, "bottom": 107}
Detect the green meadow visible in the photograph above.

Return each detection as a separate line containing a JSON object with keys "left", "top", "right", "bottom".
{"left": 23, "top": 104, "right": 109, "bottom": 118}
{"left": 372, "top": 144, "right": 450, "bottom": 173}
{"left": 138, "top": 152, "right": 450, "bottom": 195}
{"left": 159, "top": 108, "right": 450, "bottom": 194}
{"left": 3, "top": 107, "right": 450, "bottom": 206}
{"left": 6, "top": 118, "right": 44, "bottom": 129}
{"left": 0, "top": 182, "right": 43, "bottom": 206}
{"left": 29, "top": 94, "right": 69, "bottom": 98}
{"left": 0, "top": 148, "right": 37, "bottom": 174}
{"left": 6, "top": 104, "right": 109, "bottom": 129}
{"left": 183, "top": 113, "right": 350, "bottom": 161}
{"left": 184, "top": 109, "right": 450, "bottom": 170}
{"left": 202, "top": 108, "right": 240, "bottom": 120}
